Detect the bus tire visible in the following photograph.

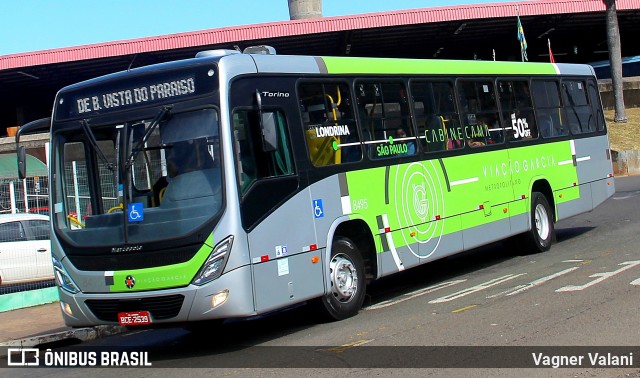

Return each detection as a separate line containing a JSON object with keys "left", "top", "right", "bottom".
{"left": 313, "top": 237, "right": 366, "bottom": 321}
{"left": 523, "top": 192, "right": 555, "bottom": 253}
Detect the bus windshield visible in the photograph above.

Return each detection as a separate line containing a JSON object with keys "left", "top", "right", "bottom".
{"left": 52, "top": 107, "right": 223, "bottom": 247}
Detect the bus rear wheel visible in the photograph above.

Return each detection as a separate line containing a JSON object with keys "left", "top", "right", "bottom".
{"left": 313, "top": 237, "right": 365, "bottom": 321}
{"left": 522, "top": 192, "right": 555, "bottom": 253}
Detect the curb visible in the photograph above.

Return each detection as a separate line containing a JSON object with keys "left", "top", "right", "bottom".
{"left": 0, "top": 325, "right": 128, "bottom": 357}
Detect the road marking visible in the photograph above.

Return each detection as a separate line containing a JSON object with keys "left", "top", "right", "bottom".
{"left": 429, "top": 274, "right": 526, "bottom": 304}
{"left": 630, "top": 277, "right": 640, "bottom": 286}
{"left": 556, "top": 261, "right": 640, "bottom": 292}
{"left": 486, "top": 284, "right": 528, "bottom": 299}
{"left": 487, "top": 267, "right": 580, "bottom": 298}
{"left": 322, "top": 339, "right": 374, "bottom": 353}
{"left": 451, "top": 305, "right": 477, "bottom": 313}
{"left": 366, "top": 280, "right": 466, "bottom": 310}
{"left": 562, "top": 259, "right": 583, "bottom": 263}
{"left": 613, "top": 191, "right": 640, "bottom": 200}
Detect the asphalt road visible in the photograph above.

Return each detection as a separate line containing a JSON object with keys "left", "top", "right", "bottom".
{"left": 4, "top": 176, "right": 640, "bottom": 377}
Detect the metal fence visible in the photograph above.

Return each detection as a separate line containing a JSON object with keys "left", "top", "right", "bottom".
{"left": 0, "top": 176, "right": 49, "bottom": 216}
{"left": 0, "top": 176, "right": 53, "bottom": 295}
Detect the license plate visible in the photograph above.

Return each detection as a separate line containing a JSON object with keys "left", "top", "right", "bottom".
{"left": 117, "top": 311, "right": 151, "bottom": 326}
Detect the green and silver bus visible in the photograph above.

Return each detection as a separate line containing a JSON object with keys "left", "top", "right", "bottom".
{"left": 18, "top": 47, "right": 615, "bottom": 326}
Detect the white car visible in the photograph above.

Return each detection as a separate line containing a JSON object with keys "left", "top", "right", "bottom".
{"left": 0, "top": 213, "right": 54, "bottom": 286}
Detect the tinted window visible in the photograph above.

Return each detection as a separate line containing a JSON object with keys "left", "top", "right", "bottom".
{"left": 411, "top": 81, "right": 463, "bottom": 152}
{"left": 498, "top": 80, "right": 538, "bottom": 141}
{"left": 0, "top": 221, "right": 27, "bottom": 242}
{"left": 588, "top": 80, "right": 606, "bottom": 132}
{"left": 356, "top": 82, "right": 416, "bottom": 159}
{"left": 457, "top": 80, "right": 504, "bottom": 147}
{"left": 562, "top": 80, "right": 596, "bottom": 134}
{"left": 233, "top": 110, "right": 294, "bottom": 194}
{"left": 25, "top": 219, "right": 50, "bottom": 241}
{"left": 531, "top": 80, "right": 568, "bottom": 138}
{"left": 299, "top": 83, "right": 361, "bottom": 166}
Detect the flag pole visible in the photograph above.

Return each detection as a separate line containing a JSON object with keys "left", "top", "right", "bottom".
{"left": 517, "top": 6, "right": 523, "bottom": 62}
{"left": 516, "top": 6, "right": 529, "bottom": 62}
{"left": 548, "top": 38, "right": 555, "bottom": 63}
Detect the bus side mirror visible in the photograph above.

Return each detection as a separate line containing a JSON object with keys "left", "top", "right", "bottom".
{"left": 15, "top": 117, "right": 51, "bottom": 180}
{"left": 255, "top": 90, "right": 277, "bottom": 152}
{"left": 260, "top": 112, "right": 278, "bottom": 152}
{"left": 17, "top": 146, "right": 27, "bottom": 180}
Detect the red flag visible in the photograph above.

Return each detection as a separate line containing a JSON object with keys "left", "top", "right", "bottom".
{"left": 548, "top": 38, "right": 555, "bottom": 63}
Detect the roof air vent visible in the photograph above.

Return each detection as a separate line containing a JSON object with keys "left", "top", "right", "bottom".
{"left": 242, "top": 45, "right": 277, "bottom": 55}
{"left": 195, "top": 50, "right": 241, "bottom": 58}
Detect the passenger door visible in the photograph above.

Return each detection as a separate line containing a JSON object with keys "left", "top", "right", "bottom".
{"left": 230, "top": 77, "right": 322, "bottom": 313}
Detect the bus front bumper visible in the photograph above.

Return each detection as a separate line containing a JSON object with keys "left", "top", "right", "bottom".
{"left": 58, "top": 264, "right": 255, "bottom": 327}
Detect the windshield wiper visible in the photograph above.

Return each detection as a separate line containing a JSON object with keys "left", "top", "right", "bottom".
{"left": 80, "top": 119, "right": 113, "bottom": 171}
{"left": 125, "top": 105, "right": 172, "bottom": 172}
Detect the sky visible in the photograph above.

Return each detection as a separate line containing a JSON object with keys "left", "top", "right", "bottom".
{"left": 1, "top": 0, "right": 521, "bottom": 56}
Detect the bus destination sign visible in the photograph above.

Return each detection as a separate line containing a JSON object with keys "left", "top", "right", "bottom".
{"left": 74, "top": 77, "right": 196, "bottom": 115}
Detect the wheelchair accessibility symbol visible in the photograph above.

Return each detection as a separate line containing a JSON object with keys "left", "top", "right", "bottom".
{"left": 128, "top": 203, "right": 144, "bottom": 223}
{"left": 313, "top": 199, "right": 324, "bottom": 218}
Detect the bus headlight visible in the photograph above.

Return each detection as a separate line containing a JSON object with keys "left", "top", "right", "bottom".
{"left": 192, "top": 236, "right": 233, "bottom": 286}
{"left": 52, "top": 256, "right": 80, "bottom": 294}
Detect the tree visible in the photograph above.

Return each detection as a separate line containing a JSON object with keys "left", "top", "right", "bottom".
{"left": 604, "top": 0, "right": 627, "bottom": 122}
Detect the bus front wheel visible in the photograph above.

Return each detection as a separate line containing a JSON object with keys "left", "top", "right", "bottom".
{"left": 314, "top": 237, "right": 366, "bottom": 321}
{"left": 523, "top": 192, "right": 555, "bottom": 253}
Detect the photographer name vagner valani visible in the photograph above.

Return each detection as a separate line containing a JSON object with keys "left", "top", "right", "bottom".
{"left": 532, "top": 352, "right": 634, "bottom": 368}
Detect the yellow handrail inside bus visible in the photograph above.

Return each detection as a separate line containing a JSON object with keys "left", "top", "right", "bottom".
{"left": 108, "top": 204, "right": 123, "bottom": 213}
{"left": 67, "top": 215, "right": 85, "bottom": 228}
{"left": 440, "top": 116, "right": 451, "bottom": 150}
{"left": 158, "top": 187, "right": 167, "bottom": 204}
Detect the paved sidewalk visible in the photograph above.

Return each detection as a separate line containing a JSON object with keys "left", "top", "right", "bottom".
{"left": 0, "top": 301, "right": 126, "bottom": 356}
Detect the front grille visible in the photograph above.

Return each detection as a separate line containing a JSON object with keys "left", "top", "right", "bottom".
{"left": 85, "top": 294, "right": 185, "bottom": 322}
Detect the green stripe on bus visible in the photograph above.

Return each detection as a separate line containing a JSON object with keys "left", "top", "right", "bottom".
{"left": 109, "top": 232, "right": 215, "bottom": 292}
{"left": 344, "top": 140, "right": 578, "bottom": 253}
{"left": 321, "top": 57, "right": 558, "bottom": 76}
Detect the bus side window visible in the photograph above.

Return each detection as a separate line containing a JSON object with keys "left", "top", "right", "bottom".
{"left": 299, "top": 82, "right": 361, "bottom": 166}
{"left": 412, "top": 81, "right": 463, "bottom": 153}
{"left": 457, "top": 80, "right": 504, "bottom": 147}
{"left": 233, "top": 110, "right": 294, "bottom": 194}
{"left": 357, "top": 81, "right": 416, "bottom": 159}
{"left": 531, "top": 80, "right": 568, "bottom": 139}
{"left": 588, "top": 79, "right": 606, "bottom": 132}
{"left": 562, "top": 79, "right": 595, "bottom": 135}
{"left": 498, "top": 80, "right": 538, "bottom": 141}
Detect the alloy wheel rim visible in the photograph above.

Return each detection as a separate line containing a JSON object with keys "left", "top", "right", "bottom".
{"left": 329, "top": 253, "right": 358, "bottom": 303}
{"left": 534, "top": 203, "right": 550, "bottom": 240}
